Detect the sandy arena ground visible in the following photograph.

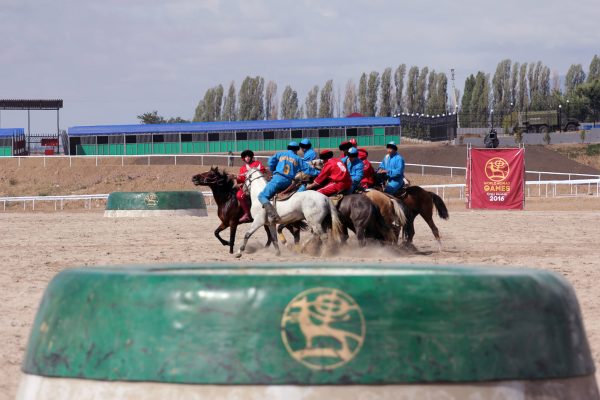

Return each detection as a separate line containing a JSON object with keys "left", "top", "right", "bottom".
{"left": 1, "top": 197, "right": 600, "bottom": 399}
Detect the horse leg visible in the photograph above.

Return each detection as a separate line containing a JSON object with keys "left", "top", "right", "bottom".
{"left": 235, "top": 221, "right": 264, "bottom": 258}
{"left": 264, "top": 226, "right": 272, "bottom": 248}
{"left": 421, "top": 213, "right": 442, "bottom": 251}
{"left": 277, "top": 224, "right": 288, "bottom": 245}
{"left": 214, "top": 223, "right": 230, "bottom": 246}
{"left": 402, "top": 214, "right": 417, "bottom": 250}
{"left": 267, "top": 223, "right": 281, "bottom": 256}
{"left": 228, "top": 223, "right": 238, "bottom": 254}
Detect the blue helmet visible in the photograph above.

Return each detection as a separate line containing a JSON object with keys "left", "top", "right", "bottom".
{"left": 347, "top": 147, "right": 358, "bottom": 156}
{"left": 299, "top": 138, "right": 312, "bottom": 148}
{"left": 386, "top": 141, "right": 398, "bottom": 150}
{"left": 287, "top": 141, "right": 300, "bottom": 150}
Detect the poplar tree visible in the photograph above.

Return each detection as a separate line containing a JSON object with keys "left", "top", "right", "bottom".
{"left": 358, "top": 73, "right": 368, "bottom": 115}
{"left": 565, "top": 64, "right": 586, "bottom": 96}
{"left": 366, "top": 71, "right": 380, "bottom": 116}
{"left": 265, "top": 81, "right": 278, "bottom": 120}
{"left": 415, "top": 67, "right": 428, "bottom": 114}
{"left": 222, "top": 81, "right": 237, "bottom": 121}
{"left": 379, "top": 67, "right": 393, "bottom": 116}
{"left": 517, "top": 63, "right": 528, "bottom": 111}
{"left": 319, "top": 79, "right": 334, "bottom": 118}
{"left": 587, "top": 55, "right": 600, "bottom": 82}
{"left": 238, "top": 76, "right": 265, "bottom": 120}
{"left": 305, "top": 85, "right": 319, "bottom": 118}
{"left": 460, "top": 74, "right": 476, "bottom": 127}
{"left": 394, "top": 64, "right": 406, "bottom": 113}
{"left": 405, "top": 66, "right": 419, "bottom": 114}
{"left": 343, "top": 79, "right": 358, "bottom": 116}
{"left": 280, "top": 85, "right": 299, "bottom": 120}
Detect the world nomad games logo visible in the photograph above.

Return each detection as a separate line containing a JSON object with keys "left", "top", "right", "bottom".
{"left": 281, "top": 288, "right": 366, "bottom": 370}
{"left": 144, "top": 192, "right": 159, "bottom": 208}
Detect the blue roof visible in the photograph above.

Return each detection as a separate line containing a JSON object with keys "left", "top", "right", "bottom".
{"left": 68, "top": 117, "right": 400, "bottom": 136}
{"left": 0, "top": 128, "right": 24, "bottom": 137}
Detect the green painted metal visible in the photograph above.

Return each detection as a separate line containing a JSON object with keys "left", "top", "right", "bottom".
{"left": 105, "top": 191, "right": 206, "bottom": 211}
{"left": 23, "top": 265, "right": 594, "bottom": 385}
{"left": 0, "top": 146, "right": 11, "bottom": 156}
{"left": 374, "top": 127, "right": 385, "bottom": 136}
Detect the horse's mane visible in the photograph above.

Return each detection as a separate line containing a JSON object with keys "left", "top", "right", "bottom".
{"left": 209, "top": 166, "right": 235, "bottom": 191}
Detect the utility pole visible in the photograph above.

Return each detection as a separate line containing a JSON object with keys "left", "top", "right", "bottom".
{"left": 451, "top": 69, "right": 460, "bottom": 128}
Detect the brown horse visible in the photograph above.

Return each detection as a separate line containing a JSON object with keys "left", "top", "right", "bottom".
{"left": 192, "top": 167, "right": 304, "bottom": 254}
{"left": 398, "top": 186, "right": 449, "bottom": 251}
{"left": 363, "top": 189, "right": 407, "bottom": 243}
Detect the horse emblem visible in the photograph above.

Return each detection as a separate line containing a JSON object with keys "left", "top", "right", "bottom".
{"left": 281, "top": 287, "right": 365, "bottom": 370}
{"left": 485, "top": 157, "right": 510, "bottom": 181}
{"left": 144, "top": 192, "right": 159, "bottom": 208}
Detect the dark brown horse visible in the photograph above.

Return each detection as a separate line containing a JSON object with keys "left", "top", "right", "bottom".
{"left": 192, "top": 167, "right": 304, "bottom": 254}
{"left": 336, "top": 194, "right": 398, "bottom": 246}
{"left": 398, "top": 185, "right": 449, "bottom": 250}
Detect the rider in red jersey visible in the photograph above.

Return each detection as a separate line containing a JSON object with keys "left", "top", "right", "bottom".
{"left": 236, "top": 150, "right": 266, "bottom": 223}
{"left": 306, "top": 150, "right": 351, "bottom": 196}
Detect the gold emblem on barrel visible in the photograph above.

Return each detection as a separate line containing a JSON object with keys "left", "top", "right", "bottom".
{"left": 144, "top": 192, "right": 159, "bottom": 208}
{"left": 281, "top": 287, "right": 366, "bottom": 370}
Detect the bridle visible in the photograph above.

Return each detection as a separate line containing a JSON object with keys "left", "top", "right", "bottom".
{"left": 197, "top": 171, "right": 226, "bottom": 185}
{"left": 243, "top": 168, "right": 265, "bottom": 192}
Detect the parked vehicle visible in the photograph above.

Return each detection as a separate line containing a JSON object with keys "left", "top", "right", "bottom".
{"left": 513, "top": 110, "right": 579, "bottom": 134}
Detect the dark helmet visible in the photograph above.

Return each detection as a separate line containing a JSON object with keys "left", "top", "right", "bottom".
{"left": 386, "top": 141, "right": 398, "bottom": 151}
{"left": 339, "top": 141, "right": 352, "bottom": 151}
{"left": 240, "top": 149, "right": 254, "bottom": 159}
{"left": 299, "top": 138, "right": 312, "bottom": 149}
{"left": 319, "top": 149, "right": 334, "bottom": 161}
{"left": 287, "top": 141, "right": 300, "bottom": 151}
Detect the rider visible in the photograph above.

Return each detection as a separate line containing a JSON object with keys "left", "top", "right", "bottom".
{"left": 341, "top": 147, "right": 364, "bottom": 193}
{"left": 299, "top": 138, "right": 317, "bottom": 162}
{"left": 306, "top": 149, "right": 351, "bottom": 196}
{"left": 258, "top": 141, "right": 320, "bottom": 221}
{"left": 347, "top": 138, "right": 375, "bottom": 189}
{"left": 236, "top": 149, "right": 266, "bottom": 223}
{"left": 376, "top": 141, "right": 406, "bottom": 195}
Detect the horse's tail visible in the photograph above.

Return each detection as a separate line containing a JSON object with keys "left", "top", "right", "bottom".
{"left": 390, "top": 197, "right": 407, "bottom": 226}
{"left": 430, "top": 192, "right": 449, "bottom": 220}
{"left": 327, "top": 199, "right": 344, "bottom": 243}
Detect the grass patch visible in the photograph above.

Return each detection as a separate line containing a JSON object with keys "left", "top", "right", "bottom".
{"left": 586, "top": 144, "right": 600, "bottom": 156}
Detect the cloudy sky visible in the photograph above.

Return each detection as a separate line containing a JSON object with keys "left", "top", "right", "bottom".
{"left": 1, "top": 0, "right": 598, "bottom": 133}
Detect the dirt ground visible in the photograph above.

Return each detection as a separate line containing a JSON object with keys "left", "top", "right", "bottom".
{"left": 1, "top": 197, "right": 600, "bottom": 399}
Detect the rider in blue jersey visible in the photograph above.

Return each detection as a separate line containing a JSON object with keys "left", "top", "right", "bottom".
{"left": 341, "top": 147, "right": 364, "bottom": 193}
{"left": 376, "top": 141, "right": 406, "bottom": 195}
{"left": 258, "top": 141, "right": 320, "bottom": 221}
{"left": 299, "top": 138, "right": 317, "bottom": 162}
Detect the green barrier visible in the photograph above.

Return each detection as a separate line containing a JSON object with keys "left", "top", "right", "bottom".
{"left": 104, "top": 191, "right": 207, "bottom": 217}
{"left": 22, "top": 264, "right": 596, "bottom": 385}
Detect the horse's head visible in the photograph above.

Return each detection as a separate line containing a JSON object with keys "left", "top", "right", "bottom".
{"left": 192, "top": 166, "right": 232, "bottom": 188}
{"left": 242, "top": 167, "right": 265, "bottom": 191}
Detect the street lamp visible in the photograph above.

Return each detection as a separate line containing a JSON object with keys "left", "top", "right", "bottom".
{"left": 566, "top": 99, "right": 570, "bottom": 119}
{"left": 510, "top": 102, "right": 514, "bottom": 132}
{"left": 558, "top": 104, "right": 562, "bottom": 132}
{"left": 490, "top": 109, "right": 494, "bottom": 128}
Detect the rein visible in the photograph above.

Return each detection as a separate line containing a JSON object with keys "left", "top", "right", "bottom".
{"left": 243, "top": 169, "right": 266, "bottom": 192}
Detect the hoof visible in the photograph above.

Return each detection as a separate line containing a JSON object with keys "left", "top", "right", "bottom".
{"left": 235, "top": 252, "right": 242, "bottom": 259}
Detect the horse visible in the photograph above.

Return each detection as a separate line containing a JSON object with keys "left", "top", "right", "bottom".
{"left": 336, "top": 194, "right": 399, "bottom": 246}
{"left": 192, "top": 167, "right": 305, "bottom": 254}
{"left": 295, "top": 159, "right": 405, "bottom": 247}
{"left": 236, "top": 168, "right": 344, "bottom": 258}
{"left": 398, "top": 186, "right": 449, "bottom": 251}
{"left": 363, "top": 189, "right": 407, "bottom": 243}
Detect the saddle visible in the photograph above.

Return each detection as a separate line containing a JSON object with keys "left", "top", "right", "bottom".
{"left": 274, "top": 181, "right": 303, "bottom": 202}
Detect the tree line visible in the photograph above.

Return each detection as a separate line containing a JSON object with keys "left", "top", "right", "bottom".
{"left": 138, "top": 55, "right": 600, "bottom": 126}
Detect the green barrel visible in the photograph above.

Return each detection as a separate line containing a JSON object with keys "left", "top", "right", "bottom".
{"left": 104, "top": 191, "right": 207, "bottom": 217}
{"left": 18, "top": 265, "right": 599, "bottom": 399}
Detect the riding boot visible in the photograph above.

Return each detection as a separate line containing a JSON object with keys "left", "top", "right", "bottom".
{"left": 263, "top": 202, "right": 280, "bottom": 222}
{"left": 239, "top": 198, "right": 253, "bottom": 223}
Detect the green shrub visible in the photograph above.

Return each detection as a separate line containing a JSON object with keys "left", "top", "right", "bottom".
{"left": 586, "top": 144, "right": 600, "bottom": 156}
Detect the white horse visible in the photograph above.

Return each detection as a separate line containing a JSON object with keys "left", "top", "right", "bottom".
{"left": 235, "top": 168, "right": 344, "bottom": 258}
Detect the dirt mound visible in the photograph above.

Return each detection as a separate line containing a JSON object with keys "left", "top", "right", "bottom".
{"left": 0, "top": 144, "right": 597, "bottom": 197}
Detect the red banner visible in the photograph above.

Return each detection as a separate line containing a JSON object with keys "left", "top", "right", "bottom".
{"left": 467, "top": 148, "right": 525, "bottom": 210}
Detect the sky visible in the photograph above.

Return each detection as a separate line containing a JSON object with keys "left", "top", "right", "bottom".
{"left": 1, "top": 0, "right": 598, "bottom": 134}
